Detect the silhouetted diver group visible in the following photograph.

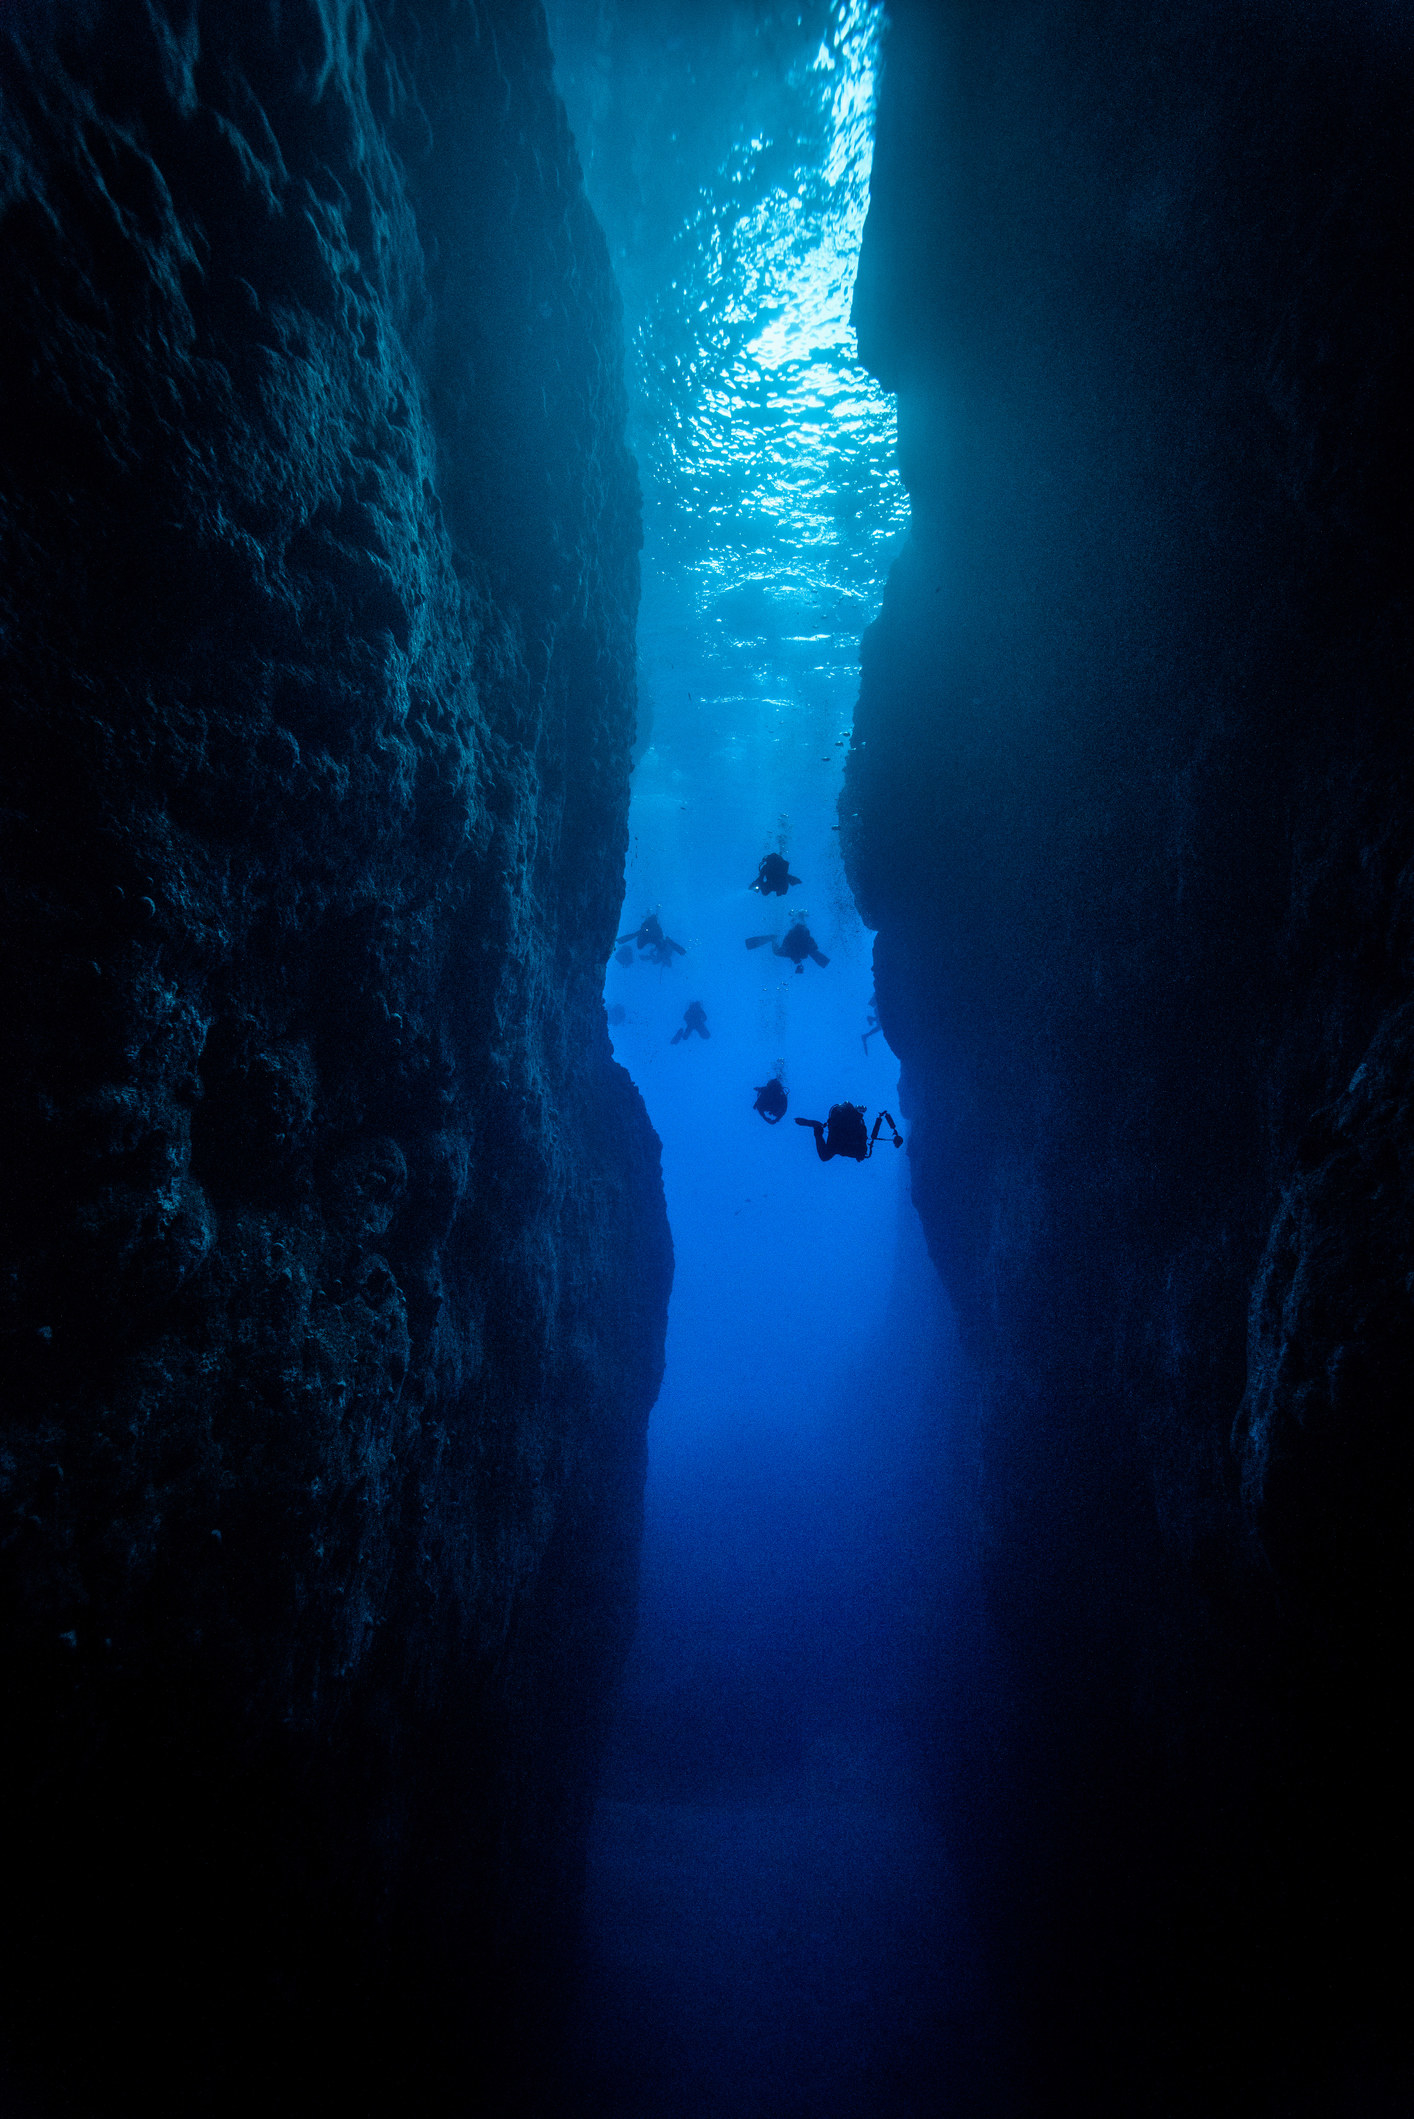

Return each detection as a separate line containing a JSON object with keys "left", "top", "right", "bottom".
{"left": 614, "top": 849, "right": 901, "bottom": 1167}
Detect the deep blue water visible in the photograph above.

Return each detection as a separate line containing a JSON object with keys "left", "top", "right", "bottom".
{"left": 547, "top": 5, "right": 975, "bottom": 2109}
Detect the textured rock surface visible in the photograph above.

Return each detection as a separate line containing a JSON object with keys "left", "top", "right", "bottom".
{"left": 847, "top": 3, "right": 1411, "bottom": 2113}
{"left": 0, "top": 3, "right": 669, "bottom": 2111}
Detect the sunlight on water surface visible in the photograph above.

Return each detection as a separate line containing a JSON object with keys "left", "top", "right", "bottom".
{"left": 635, "top": 0, "right": 906, "bottom": 695}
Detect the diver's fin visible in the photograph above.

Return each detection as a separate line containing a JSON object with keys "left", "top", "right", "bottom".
{"left": 670, "top": 939, "right": 686, "bottom": 954}
{"left": 788, "top": 873, "right": 802, "bottom": 886}
{"left": 670, "top": 1029, "right": 683, "bottom": 1044}
{"left": 745, "top": 934, "right": 775, "bottom": 949}
{"left": 809, "top": 949, "right": 830, "bottom": 967}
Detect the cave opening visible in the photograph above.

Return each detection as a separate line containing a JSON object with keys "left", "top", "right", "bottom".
{"left": 3, "top": 0, "right": 1407, "bottom": 2111}
{"left": 548, "top": 4, "right": 971, "bottom": 2110}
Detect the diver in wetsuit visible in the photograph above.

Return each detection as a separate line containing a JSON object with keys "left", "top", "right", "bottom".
{"left": 744, "top": 921, "right": 829, "bottom": 974}
{"left": 795, "top": 1105, "right": 902, "bottom": 1161}
{"left": 618, "top": 912, "right": 664, "bottom": 950}
{"left": 617, "top": 911, "right": 686, "bottom": 966}
{"left": 671, "top": 1001, "right": 710, "bottom": 1044}
{"left": 749, "top": 853, "right": 802, "bottom": 897}
{"left": 752, "top": 1076, "right": 788, "bottom": 1123}
{"left": 862, "top": 993, "right": 881, "bottom": 1054}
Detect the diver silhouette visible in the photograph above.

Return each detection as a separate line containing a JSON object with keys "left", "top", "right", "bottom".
{"left": 617, "top": 911, "right": 686, "bottom": 967}
{"left": 618, "top": 912, "right": 663, "bottom": 950}
{"left": 862, "top": 993, "right": 881, "bottom": 1054}
{"left": 671, "top": 1001, "right": 710, "bottom": 1044}
{"left": 795, "top": 1105, "right": 902, "bottom": 1162}
{"left": 752, "top": 1076, "right": 788, "bottom": 1123}
{"left": 749, "top": 853, "right": 801, "bottom": 897}
{"left": 745, "top": 921, "right": 829, "bottom": 973}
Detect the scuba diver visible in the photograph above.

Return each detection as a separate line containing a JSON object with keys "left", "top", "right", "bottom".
{"left": 749, "top": 852, "right": 801, "bottom": 897}
{"left": 752, "top": 1076, "right": 788, "bottom": 1124}
{"left": 862, "top": 993, "right": 881, "bottom": 1054}
{"left": 745, "top": 921, "right": 829, "bottom": 974}
{"left": 671, "top": 1001, "right": 710, "bottom": 1044}
{"left": 795, "top": 1105, "right": 902, "bottom": 1162}
{"left": 616, "top": 911, "right": 686, "bottom": 967}
{"left": 618, "top": 911, "right": 665, "bottom": 951}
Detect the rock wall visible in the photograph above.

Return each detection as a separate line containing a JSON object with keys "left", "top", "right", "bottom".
{"left": 846, "top": 4, "right": 1412, "bottom": 2113}
{"left": 0, "top": 3, "right": 670, "bottom": 2112}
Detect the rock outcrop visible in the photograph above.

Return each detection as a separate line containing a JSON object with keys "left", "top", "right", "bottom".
{"left": 0, "top": 3, "right": 669, "bottom": 2111}
{"left": 846, "top": 3, "right": 1412, "bottom": 2112}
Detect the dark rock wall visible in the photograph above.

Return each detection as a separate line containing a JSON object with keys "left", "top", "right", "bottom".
{"left": 0, "top": 3, "right": 669, "bottom": 2111}
{"left": 847, "top": 4, "right": 1411, "bottom": 2113}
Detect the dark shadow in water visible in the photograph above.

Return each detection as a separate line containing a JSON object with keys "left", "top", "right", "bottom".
{"left": 566, "top": 1207, "right": 1018, "bottom": 2118}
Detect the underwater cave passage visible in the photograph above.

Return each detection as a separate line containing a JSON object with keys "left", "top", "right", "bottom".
{"left": 549, "top": 5, "right": 971, "bottom": 2110}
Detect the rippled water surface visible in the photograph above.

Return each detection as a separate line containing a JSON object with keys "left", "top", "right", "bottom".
{"left": 631, "top": 0, "right": 907, "bottom": 662}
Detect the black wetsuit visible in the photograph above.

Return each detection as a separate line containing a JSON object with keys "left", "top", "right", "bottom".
{"left": 617, "top": 913, "right": 686, "bottom": 964}
{"left": 753, "top": 1077, "right": 788, "bottom": 1123}
{"left": 774, "top": 922, "right": 829, "bottom": 973}
{"left": 751, "top": 854, "right": 801, "bottom": 896}
{"left": 795, "top": 1106, "right": 900, "bottom": 1161}
{"left": 617, "top": 913, "right": 664, "bottom": 950}
{"left": 796, "top": 1103, "right": 867, "bottom": 1160}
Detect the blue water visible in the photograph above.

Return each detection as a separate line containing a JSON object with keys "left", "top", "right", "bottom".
{"left": 548, "top": 5, "right": 974, "bottom": 2107}
{"left": 573, "top": 0, "right": 909, "bottom": 1497}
